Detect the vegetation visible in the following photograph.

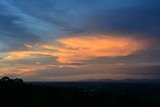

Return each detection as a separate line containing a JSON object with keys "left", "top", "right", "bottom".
{"left": 0, "top": 77, "right": 160, "bottom": 107}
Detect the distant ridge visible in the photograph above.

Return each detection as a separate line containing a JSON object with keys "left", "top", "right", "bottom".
{"left": 78, "top": 79, "right": 160, "bottom": 84}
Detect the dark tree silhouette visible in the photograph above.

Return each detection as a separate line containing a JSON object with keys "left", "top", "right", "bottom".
{"left": 0, "top": 77, "right": 24, "bottom": 84}
{"left": 0, "top": 77, "right": 11, "bottom": 82}
{"left": 14, "top": 78, "right": 23, "bottom": 83}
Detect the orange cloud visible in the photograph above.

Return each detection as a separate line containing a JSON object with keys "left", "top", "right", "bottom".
{"left": 43, "top": 36, "right": 148, "bottom": 63}
{"left": 4, "top": 36, "right": 148, "bottom": 64}
{"left": 0, "top": 36, "right": 149, "bottom": 78}
{"left": 0, "top": 64, "right": 52, "bottom": 77}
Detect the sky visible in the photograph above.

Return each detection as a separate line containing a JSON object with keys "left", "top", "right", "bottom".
{"left": 0, "top": 0, "right": 160, "bottom": 81}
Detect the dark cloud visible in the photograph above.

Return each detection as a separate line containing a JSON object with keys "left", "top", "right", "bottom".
{"left": 0, "top": 15, "right": 40, "bottom": 42}
{"left": 84, "top": 48, "right": 160, "bottom": 65}
{"left": 31, "top": 64, "right": 160, "bottom": 81}
{"left": 0, "top": 4, "right": 40, "bottom": 50}
{"left": 82, "top": 2, "right": 160, "bottom": 39}
{"left": 111, "top": 65, "right": 160, "bottom": 77}
{"left": 0, "top": 0, "right": 57, "bottom": 50}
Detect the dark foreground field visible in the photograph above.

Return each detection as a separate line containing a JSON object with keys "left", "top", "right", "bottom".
{"left": 0, "top": 78, "right": 160, "bottom": 107}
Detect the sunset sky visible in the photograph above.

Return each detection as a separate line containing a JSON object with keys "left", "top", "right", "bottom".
{"left": 0, "top": 0, "right": 160, "bottom": 81}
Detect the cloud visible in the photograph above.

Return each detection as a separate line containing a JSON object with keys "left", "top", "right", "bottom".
{"left": 84, "top": 48, "right": 160, "bottom": 66}
{"left": 30, "top": 64, "right": 160, "bottom": 81}
{"left": 3, "top": 35, "right": 148, "bottom": 63}
{"left": 0, "top": 64, "right": 48, "bottom": 78}
{"left": 62, "top": 0, "right": 160, "bottom": 39}
{"left": 42, "top": 35, "right": 148, "bottom": 63}
{"left": 99, "top": 5, "right": 160, "bottom": 38}
{"left": 0, "top": 0, "right": 57, "bottom": 50}
{"left": 0, "top": 35, "right": 149, "bottom": 79}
